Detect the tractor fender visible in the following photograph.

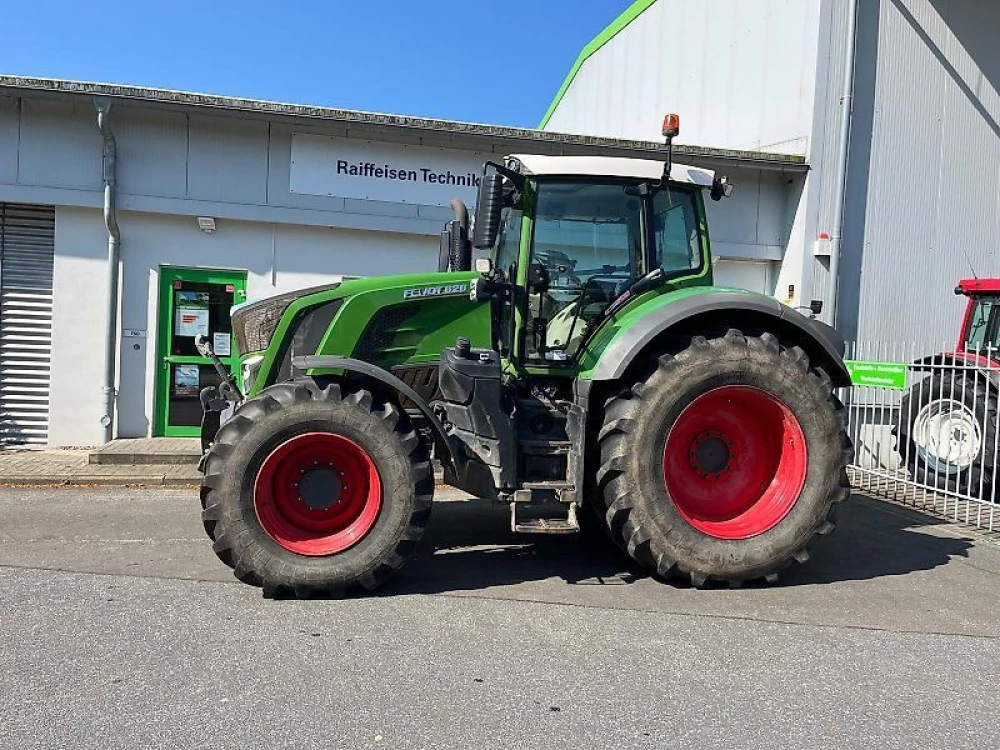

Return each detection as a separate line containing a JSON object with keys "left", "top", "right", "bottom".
{"left": 292, "top": 355, "right": 456, "bottom": 467}
{"left": 586, "top": 290, "right": 851, "bottom": 387}
{"left": 910, "top": 352, "right": 1000, "bottom": 385}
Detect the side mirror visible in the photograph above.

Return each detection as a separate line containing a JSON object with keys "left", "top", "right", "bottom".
{"left": 710, "top": 175, "right": 734, "bottom": 202}
{"left": 472, "top": 173, "right": 505, "bottom": 249}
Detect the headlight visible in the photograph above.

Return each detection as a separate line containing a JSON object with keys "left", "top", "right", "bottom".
{"left": 241, "top": 355, "right": 265, "bottom": 394}
{"left": 232, "top": 283, "right": 340, "bottom": 354}
{"left": 232, "top": 291, "right": 302, "bottom": 354}
{"left": 273, "top": 300, "right": 344, "bottom": 383}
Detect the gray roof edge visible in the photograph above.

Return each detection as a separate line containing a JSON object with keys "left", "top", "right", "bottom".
{"left": 0, "top": 75, "right": 808, "bottom": 170}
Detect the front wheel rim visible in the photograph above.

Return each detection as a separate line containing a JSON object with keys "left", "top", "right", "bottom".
{"left": 254, "top": 432, "right": 382, "bottom": 556}
{"left": 912, "top": 399, "right": 982, "bottom": 475}
{"left": 663, "top": 385, "right": 808, "bottom": 540}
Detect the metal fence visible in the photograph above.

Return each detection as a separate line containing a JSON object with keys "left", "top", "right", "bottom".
{"left": 842, "top": 341, "right": 999, "bottom": 531}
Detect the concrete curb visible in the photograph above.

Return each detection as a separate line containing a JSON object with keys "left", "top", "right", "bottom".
{"left": 0, "top": 476, "right": 201, "bottom": 487}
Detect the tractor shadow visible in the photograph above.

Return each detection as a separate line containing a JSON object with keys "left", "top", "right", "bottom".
{"left": 387, "top": 498, "right": 644, "bottom": 595}
{"left": 779, "top": 494, "right": 978, "bottom": 586}
{"left": 385, "top": 494, "right": 977, "bottom": 595}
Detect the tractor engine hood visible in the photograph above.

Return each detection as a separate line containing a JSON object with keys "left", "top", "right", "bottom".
{"left": 232, "top": 282, "right": 341, "bottom": 355}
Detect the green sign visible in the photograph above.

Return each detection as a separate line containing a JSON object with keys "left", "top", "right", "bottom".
{"left": 844, "top": 360, "right": 908, "bottom": 389}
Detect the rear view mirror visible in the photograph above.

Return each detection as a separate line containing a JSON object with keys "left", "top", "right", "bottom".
{"left": 472, "top": 173, "right": 505, "bottom": 249}
{"left": 710, "top": 175, "right": 734, "bottom": 202}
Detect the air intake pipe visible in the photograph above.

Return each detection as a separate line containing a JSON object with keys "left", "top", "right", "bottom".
{"left": 438, "top": 199, "right": 471, "bottom": 272}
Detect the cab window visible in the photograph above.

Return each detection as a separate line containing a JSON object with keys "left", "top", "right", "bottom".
{"left": 527, "top": 181, "right": 643, "bottom": 361}
{"left": 494, "top": 208, "right": 523, "bottom": 279}
{"left": 966, "top": 297, "right": 1000, "bottom": 353}
{"left": 652, "top": 187, "right": 702, "bottom": 277}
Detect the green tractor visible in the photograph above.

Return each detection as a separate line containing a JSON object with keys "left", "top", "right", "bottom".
{"left": 198, "top": 123, "right": 853, "bottom": 598}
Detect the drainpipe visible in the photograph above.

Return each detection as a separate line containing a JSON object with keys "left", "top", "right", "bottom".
{"left": 95, "top": 97, "right": 121, "bottom": 443}
{"left": 826, "top": 0, "right": 859, "bottom": 327}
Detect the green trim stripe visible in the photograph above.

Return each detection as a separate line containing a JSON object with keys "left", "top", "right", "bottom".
{"left": 538, "top": 0, "right": 658, "bottom": 129}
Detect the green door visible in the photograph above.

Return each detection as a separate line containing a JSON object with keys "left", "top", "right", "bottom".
{"left": 154, "top": 267, "right": 247, "bottom": 437}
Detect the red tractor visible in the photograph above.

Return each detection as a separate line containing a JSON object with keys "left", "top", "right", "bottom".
{"left": 896, "top": 279, "right": 1000, "bottom": 494}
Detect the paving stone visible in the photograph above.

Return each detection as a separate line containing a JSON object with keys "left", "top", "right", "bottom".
{"left": 0, "top": 449, "right": 199, "bottom": 486}
{"left": 88, "top": 438, "right": 202, "bottom": 466}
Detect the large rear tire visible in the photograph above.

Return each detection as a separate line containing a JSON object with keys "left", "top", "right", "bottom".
{"left": 895, "top": 372, "right": 998, "bottom": 496}
{"left": 200, "top": 379, "right": 433, "bottom": 598}
{"left": 596, "top": 329, "right": 852, "bottom": 587}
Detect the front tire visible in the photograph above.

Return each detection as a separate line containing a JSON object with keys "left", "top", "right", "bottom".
{"left": 596, "top": 329, "right": 852, "bottom": 587}
{"left": 200, "top": 379, "right": 433, "bottom": 598}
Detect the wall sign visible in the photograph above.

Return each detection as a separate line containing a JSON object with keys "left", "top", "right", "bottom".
{"left": 844, "top": 360, "right": 908, "bottom": 389}
{"left": 290, "top": 133, "right": 489, "bottom": 207}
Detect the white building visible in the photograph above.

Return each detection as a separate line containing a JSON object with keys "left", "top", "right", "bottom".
{"left": 0, "top": 76, "right": 796, "bottom": 446}
{"left": 541, "top": 0, "right": 1000, "bottom": 346}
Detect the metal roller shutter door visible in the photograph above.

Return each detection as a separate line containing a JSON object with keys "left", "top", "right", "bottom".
{"left": 0, "top": 204, "right": 55, "bottom": 445}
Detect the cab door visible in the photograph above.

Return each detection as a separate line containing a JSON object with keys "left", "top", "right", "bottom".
{"left": 153, "top": 267, "right": 247, "bottom": 437}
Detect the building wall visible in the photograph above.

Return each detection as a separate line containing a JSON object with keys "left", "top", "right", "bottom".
{"left": 0, "top": 95, "right": 472, "bottom": 445}
{"left": 0, "top": 95, "right": 485, "bottom": 237}
{"left": 49, "top": 206, "right": 437, "bottom": 445}
{"left": 540, "top": 0, "right": 820, "bottom": 303}
{"left": 543, "top": 0, "right": 823, "bottom": 155}
{"left": 835, "top": 0, "right": 1000, "bottom": 345}
{"left": 48, "top": 207, "right": 107, "bottom": 446}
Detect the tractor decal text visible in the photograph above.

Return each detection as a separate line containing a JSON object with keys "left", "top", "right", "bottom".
{"left": 402, "top": 283, "right": 470, "bottom": 300}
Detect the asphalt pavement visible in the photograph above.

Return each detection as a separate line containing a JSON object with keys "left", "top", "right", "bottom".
{"left": 2, "top": 487, "right": 999, "bottom": 749}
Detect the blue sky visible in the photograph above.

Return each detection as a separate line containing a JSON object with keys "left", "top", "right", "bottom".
{"left": 2, "top": 0, "right": 632, "bottom": 128}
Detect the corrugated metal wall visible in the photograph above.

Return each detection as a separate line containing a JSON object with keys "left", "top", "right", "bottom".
{"left": 809, "top": 0, "right": 854, "bottom": 309}
{"left": 844, "top": 0, "right": 1000, "bottom": 346}
{"left": 543, "top": 0, "right": 822, "bottom": 154}
{"left": 0, "top": 203, "right": 54, "bottom": 445}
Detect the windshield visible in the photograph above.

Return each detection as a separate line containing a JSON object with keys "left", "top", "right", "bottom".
{"left": 527, "top": 181, "right": 643, "bottom": 360}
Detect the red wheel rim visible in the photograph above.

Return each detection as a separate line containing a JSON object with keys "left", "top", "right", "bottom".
{"left": 254, "top": 432, "right": 382, "bottom": 556}
{"left": 662, "top": 386, "right": 807, "bottom": 540}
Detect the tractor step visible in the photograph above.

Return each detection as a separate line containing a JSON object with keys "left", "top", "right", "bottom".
{"left": 510, "top": 502, "right": 579, "bottom": 535}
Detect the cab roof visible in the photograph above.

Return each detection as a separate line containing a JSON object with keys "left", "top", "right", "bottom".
{"left": 508, "top": 154, "right": 715, "bottom": 188}
{"left": 957, "top": 278, "right": 1000, "bottom": 295}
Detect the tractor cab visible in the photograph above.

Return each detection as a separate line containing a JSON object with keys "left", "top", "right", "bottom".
{"left": 472, "top": 154, "right": 723, "bottom": 365}
{"left": 956, "top": 278, "right": 1000, "bottom": 357}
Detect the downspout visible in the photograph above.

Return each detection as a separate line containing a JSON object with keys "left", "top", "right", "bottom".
{"left": 95, "top": 97, "right": 121, "bottom": 442}
{"left": 827, "top": 0, "right": 860, "bottom": 327}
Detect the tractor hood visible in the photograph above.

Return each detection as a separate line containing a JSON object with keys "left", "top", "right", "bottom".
{"left": 231, "top": 271, "right": 480, "bottom": 358}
